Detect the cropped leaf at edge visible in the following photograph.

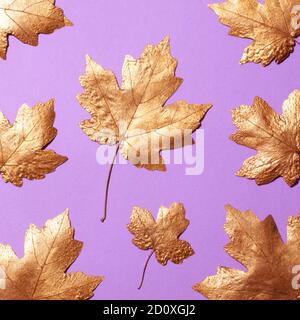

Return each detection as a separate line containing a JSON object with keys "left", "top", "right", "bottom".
{"left": 193, "top": 205, "right": 300, "bottom": 300}
{"left": 0, "top": 0, "right": 72, "bottom": 59}
{"left": 209, "top": 0, "right": 300, "bottom": 66}
{"left": 0, "top": 99, "right": 68, "bottom": 186}
{"left": 230, "top": 90, "right": 300, "bottom": 186}
{"left": 0, "top": 210, "right": 103, "bottom": 300}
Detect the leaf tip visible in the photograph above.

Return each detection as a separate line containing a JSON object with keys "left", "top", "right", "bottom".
{"left": 159, "top": 35, "right": 171, "bottom": 53}
{"left": 208, "top": 3, "right": 217, "bottom": 11}
{"left": 60, "top": 155, "right": 69, "bottom": 164}
{"left": 85, "top": 54, "right": 92, "bottom": 64}
{"left": 224, "top": 204, "right": 234, "bottom": 212}
{"left": 235, "top": 169, "right": 244, "bottom": 178}
{"left": 192, "top": 282, "right": 201, "bottom": 292}
{"left": 46, "top": 98, "right": 55, "bottom": 107}
{"left": 64, "top": 17, "right": 73, "bottom": 27}
{"left": 61, "top": 208, "right": 70, "bottom": 219}
{"left": 204, "top": 103, "right": 213, "bottom": 114}
{"left": 162, "top": 35, "right": 170, "bottom": 44}
{"left": 94, "top": 275, "right": 105, "bottom": 287}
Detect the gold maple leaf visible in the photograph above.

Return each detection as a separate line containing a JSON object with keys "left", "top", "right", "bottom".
{"left": 193, "top": 205, "right": 300, "bottom": 300}
{"left": 209, "top": 0, "right": 300, "bottom": 66}
{"left": 77, "top": 36, "right": 212, "bottom": 222}
{"left": 0, "top": 210, "right": 103, "bottom": 300}
{"left": 230, "top": 90, "right": 300, "bottom": 187}
{"left": 0, "top": 99, "right": 67, "bottom": 186}
{"left": 77, "top": 36, "right": 212, "bottom": 171}
{"left": 128, "top": 203, "right": 194, "bottom": 289}
{"left": 0, "top": 0, "right": 72, "bottom": 59}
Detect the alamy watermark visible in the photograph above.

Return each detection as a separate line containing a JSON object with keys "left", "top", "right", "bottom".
{"left": 96, "top": 128, "right": 205, "bottom": 176}
{"left": 292, "top": 265, "right": 300, "bottom": 290}
{"left": 0, "top": 266, "right": 6, "bottom": 290}
{"left": 292, "top": 5, "right": 300, "bottom": 30}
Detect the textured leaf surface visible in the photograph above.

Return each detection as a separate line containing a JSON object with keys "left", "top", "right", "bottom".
{"left": 210, "top": 0, "right": 300, "bottom": 65}
{"left": 0, "top": 0, "right": 72, "bottom": 59}
{"left": 0, "top": 210, "right": 103, "bottom": 300}
{"left": 193, "top": 205, "right": 300, "bottom": 300}
{"left": 0, "top": 99, "right": 67, "bottom": 186}
{"left": 77, "top": 37, "right": 211, "bottom": 170}
{"left": 231, "top": 90, "right": 300, "bottom": 186}
{"left": 128, "top": 203, "right": 194, "bottom": 265}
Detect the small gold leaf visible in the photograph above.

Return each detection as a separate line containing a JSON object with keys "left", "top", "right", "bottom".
{"left": 0, "top": 0, "right": 72, "bottom": 59}
{"left": 0, "top": 99, "right": 67, "bottom": 186}
{"left": 0, "top": 210, "right": 103, "bottom": 300}
{"left": 128, "top": 202, "right": 194, "bottom": 265}
{"left": 193, "top": 205, "right": 300, "bottom": 300}
{"left": 128, "top": 203, "right": 194, "bottom": 289}
{"left": 209, "top": 0, "right": 300, "bottom": 66}
{"left": 230, "top": 90, "right": 300, "bottom": 186}
{"left": 128, "top": 203, "right": 194, "bottom": 265}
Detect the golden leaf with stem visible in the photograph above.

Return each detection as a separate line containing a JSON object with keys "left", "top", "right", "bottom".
{"left": 0, "top": 99, "right": 67, "bottom": 186}
{"left": 209, "top": 0, "right": 300, "bottom": 66}
{"left": 193, "top": 205, "right": 300, "bottom": 300}
{"left": 0, "top": 0, "right": 72, "bottom": 59}
{"left": 0, "top": 209, "right": 103, "bottom": 300}
{"left": 77, "top": 36, "right": 212, "bottom": 222}
{"left": 127, "top": 203, "right": 194, "bottom": 289}
{"left": 230, "top": 90, "right": 300, "bottom": 186}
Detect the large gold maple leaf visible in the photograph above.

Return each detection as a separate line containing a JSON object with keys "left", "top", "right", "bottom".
{"left": 77, "top": 36, "right": 212, "bottom": 171}
{"left": 0, "top": 99, "right": 67, "bottom": 186}
{"left": 231, "top": 90, "right": 300, "bottom": 186}
{"left": 0, "top": 210, "right": 103, "bottom": 300}
{"left": 0, "top": 0, "right": 72, "bottom": 59}
{"left": 77, "top": 36, "right": 212, "bottom": 222}
{"left": 210, "top": 0, "right": 300, "bottom": 66}
{"left": 193, "top": 205, "right": 300, "bottom": 300}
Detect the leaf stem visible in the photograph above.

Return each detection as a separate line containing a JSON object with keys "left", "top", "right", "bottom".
{"left": 138, "top": 250, "right": 154, "bottom": 290}
{"left": 101, "top": 145, "right": 120, "bottom": 223}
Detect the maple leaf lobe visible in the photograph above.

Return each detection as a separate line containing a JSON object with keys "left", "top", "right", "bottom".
{"left": 77, "top": 37, "right": 212, "bottom": 171}
{"left": 128, "top": 202, "right": 194, "bottom": 265}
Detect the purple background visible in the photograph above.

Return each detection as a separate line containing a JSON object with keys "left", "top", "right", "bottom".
{"left": 0, "top": 0, "right": 299, "bottom": 300}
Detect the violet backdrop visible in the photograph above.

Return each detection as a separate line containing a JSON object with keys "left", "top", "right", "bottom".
{"left": 0, "top": 0, "right": 299, "bottom": 300}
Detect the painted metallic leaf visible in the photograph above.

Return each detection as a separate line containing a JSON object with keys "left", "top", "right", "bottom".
{"left": 0, "top": 0, "right": 72, "bottom": 59}
{"left": 193, "top": 205, "right": 300, "bottom": 300}
{"left": 0, "top": 210, "right": 103, "bottom": 300}
{"left": 0, "top": 99, "right": 67, "bottom": 186}
{"left": 209, "top": 0, "right": 300, "bottom": 66}
{"left": 77, "top": 36, "right": 212, "bottom": 171}
{"left": 128, "top": 203, "right": 194, "bottom": 265}
{"left": 230, "top": 90, "right": 300, "bottom": 186}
